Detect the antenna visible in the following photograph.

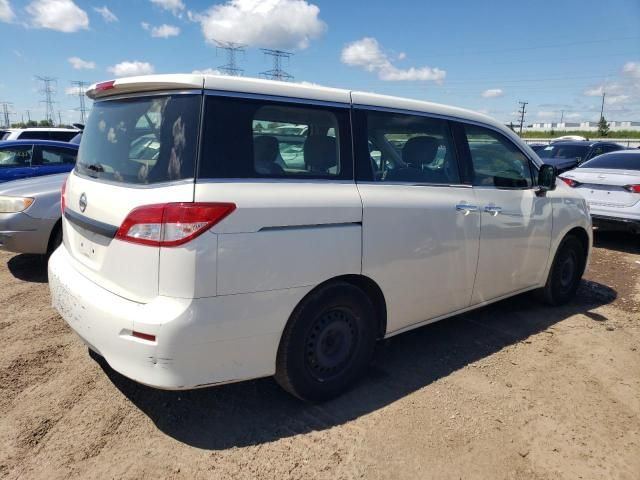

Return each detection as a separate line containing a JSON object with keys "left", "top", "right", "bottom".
{"left": 260, "top": 49, "right": 294, "bottom": 81}
{"left": 215, "top": 40, "right": 246, "bottom": 76}
{"left": 70, "top": 80, "right": 89, "bottom": 123}
{"left": 36, "top": 76, "right": 57, "bottom": 126}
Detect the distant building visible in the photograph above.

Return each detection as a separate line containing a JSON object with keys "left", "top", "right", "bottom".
{"left": 524, "top": 121, "right": 640, "bottom": 132}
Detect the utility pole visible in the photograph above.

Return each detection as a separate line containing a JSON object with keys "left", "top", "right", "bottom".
{"left": 70, "top": 80, "right": 89, "bottom": 123}
{"left": 36, "top": 76, "right": 57, "bottom": 126}
{"left": 58, "top": 111, "right": 63, "bottom": 127}
{"left": 517, "top": 100, "right": 528, "bottom": 135}
{"left": 599, "top": 91, "right": 606, "bottom": 120}
{"left": 26, "top": 109, "right": 31, "bottom": 123}
{"left": 260, "top": 49, "right": 294, "bottom": 81}
{"left": 560, "top": 110, "right": 564, "bottom": 124}
{"left": 214, "top": 41, "right": 246, "bottom": 76}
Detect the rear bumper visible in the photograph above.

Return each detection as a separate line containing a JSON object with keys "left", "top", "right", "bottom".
{"left": 0, "top": 212, "right": 55, "bottom": 254}
{"left": 592, "top": 214, "right": 640, "bottom": 232}
{"left": 49, "top": 245, "right": 309, "bottom": 389}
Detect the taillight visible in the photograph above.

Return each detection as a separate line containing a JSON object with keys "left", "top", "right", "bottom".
{"left": 115, "top": 203, "right": 236, "bottom": 247}
{"left": 623, "top": 184, "right": 640, "bottom": 193}
{"left": 61, "top": 176, "right": 68, "bottom": 214}
{"left": 560, "top": 177, "right": 580, "bottom": 188}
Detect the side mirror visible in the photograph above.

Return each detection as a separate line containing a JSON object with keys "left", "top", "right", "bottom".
{"left": 537, "top": 164, "right": 557, "bottom": 194}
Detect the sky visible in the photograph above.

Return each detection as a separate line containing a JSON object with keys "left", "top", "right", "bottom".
{"left": 1, "top": 0, "right": 639, "bottom": 126}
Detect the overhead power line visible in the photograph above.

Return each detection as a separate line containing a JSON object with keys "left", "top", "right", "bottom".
{"left": 215, "top": 40, "right": 246, "bottom": 76}
{"left": 260, "top": 49, "right": 294, "bottom": 81}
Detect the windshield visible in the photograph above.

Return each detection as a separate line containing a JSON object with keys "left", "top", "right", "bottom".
{"left": 537, "top": 144, "right": 589, "bottom": 162}
{"left": 76, "top": 94, "right": 200, "bottom": 184}
{"left": 579, "top": 152, "right": 640, "bottom": 170}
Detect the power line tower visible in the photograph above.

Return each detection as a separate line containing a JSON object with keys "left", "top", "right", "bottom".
{"left": 215, "top": 40, "right": 246, "bottom": 76}
{"left": 36, "top": 76, "right": 57, "bottom": 126}
{"left": 70, "top": 80, "right": 89, "bottom": 123}
{"left": 260, "top": 49, "right": 294, "bottom": 81}
{"left": 517, "top": 100, "right": 528, "bottom": 135}
{"left": 1, "top": 102, "right": 14, "bottom": 128}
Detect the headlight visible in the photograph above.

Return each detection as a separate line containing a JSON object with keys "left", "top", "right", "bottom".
{"left": 0, "top": 196, "right": 35, "bottom": 213}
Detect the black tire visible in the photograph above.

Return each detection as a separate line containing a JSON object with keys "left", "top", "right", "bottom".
{"left": 46, "top": 223, "right": 62, "bottom": 257}
{"left": 275, "top": 282, "right": 377, "bottom": 402}
{"left": 538, "top": 235, "right": 586, "bottom": 305}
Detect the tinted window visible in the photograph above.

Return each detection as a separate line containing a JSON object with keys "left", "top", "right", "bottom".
{"left": 49, "top": 131, "right": 77, "bottom": 142}
{"left": 579, "top": 152, "right": 640, "bottom": 170}
{"left": 464, "top": 125, "right": 532, "bottom": 188}
{"left": 76, "top": 94, "right": 200, "bottom": 184}
{"left": 200, "top": 96, "right": 351, "bottom": 180}
{"left": 356, "top": 110, "right": 459, "bottom": 184}
{"left": 36, "top": 146, "right": 77, "bottom": 165}
{"left": 18, "top": 131, "right": 50, "bottom": 140}
{"left": 537, "top": 144, "right": 590, "bottom": 162}
{"left": 0, "top": 131, "right": 9, "bottom": 141}
{"left": 0, "top": 146, "right": 32, "bottom": 168}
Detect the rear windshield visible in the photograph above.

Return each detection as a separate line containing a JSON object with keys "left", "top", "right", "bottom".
{"left": 76, "top": 94, "right": 200, "bottom": 184}
{"left": 579, "top": 152, "right": 640, "bottom": 170}
{"left": 537, "top": 144, "right": 589, "bottom": 161}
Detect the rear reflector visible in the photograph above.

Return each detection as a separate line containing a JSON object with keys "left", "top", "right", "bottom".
{"left": 623, "top": 184, "right": 640, "bottom": 193}
{"left": 560, "top": 177, "right": 580, "bottom": 188}
{"left": 132, "top": 331, "right": 156, "bottom": 342}
{"left": 95, "top": 80, "right": 116, "bottom": 92}
{"left": 115, "top": 202, "right": 236, "bottom": 247}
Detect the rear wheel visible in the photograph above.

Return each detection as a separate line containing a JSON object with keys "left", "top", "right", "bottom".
{"left": 275, "top": 282, "right": 377, "bottom": 402}
{"left": 46, "top": 222, "right": 62, "bottom": 257}
{"left": 538, "top": 236, "right": 586, "bottom": 305}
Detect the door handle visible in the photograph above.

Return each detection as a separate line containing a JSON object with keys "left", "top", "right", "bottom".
{"left": 484, "top": 205, "right": 502, "bottom": 216}
{"left": 455, "top": 204, "right": 479, "bottom": 215}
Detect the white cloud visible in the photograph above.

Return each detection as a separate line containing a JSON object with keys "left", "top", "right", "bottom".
{"left": 0, "top": 0, "right": 15, "bottom": 22}
{"left": 191, "top": 68, "right": 222, "bottom": 75}
{"left": 108, "top": 61, "right": 155, "bottom": 77}
{"left": 623, "top": 61, "right": 640, "bottom": 80}
{"left": 142, "top": 23, "right": 180, "bottom": 38}
{"left": 26, "top": 0, "right": 89, "bottom": 32}
{"left": 341, "top": 37, "right": 445, "bottom": 83}
{"left": 94, "top": 5, "right": 118, "bottom": 22}
{"left": 65, "top": 86, "right": 83, "bottom": 95}
{"left": 193, "top": 0, "right": 326, "bottom": 50}
{"left": 536, "top": 111, "right": 556, "bottom": 119}
{"left": 481, "top": 88, "right": 504, "bottom": 98}
{"left": 68, "top": 56, "right": 95, "bottom": 70}
{"left": 150, "top": 0, "right": 184, "bottom": 15}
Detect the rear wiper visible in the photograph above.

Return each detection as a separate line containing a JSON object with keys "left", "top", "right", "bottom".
{"left": 85, "top": 163, "right": 104, "bottom": 173}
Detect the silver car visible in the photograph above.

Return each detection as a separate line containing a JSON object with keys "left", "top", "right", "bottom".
{"left": 0, "top": 173, "right": 66, "bottom": 255}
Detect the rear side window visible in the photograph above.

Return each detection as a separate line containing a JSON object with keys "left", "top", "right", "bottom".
{"left": 35, "top": 146, "right": 77, "bottom": 165}
{"left": 76, "top": 94, "right": 201, "bottom": 184}
{"left": 0, "top": 146, "right": 32, "bottom": 168}
{"left": 199, "top": 95, "right": 352, "bottom": 180}
{"left": 18, "top": 131, "right": 49, "bottom": 140}
{"left": 354, "top": 109, "right": 459, "bottom": 184}
{"left": 49, "top": 131, "right": 77, "bottom": 142}
{"left": 463, "top": 125, "right": 532, "bottom": 188}
{"left": 579, "top": 152, "right": 640, "bottom": 170}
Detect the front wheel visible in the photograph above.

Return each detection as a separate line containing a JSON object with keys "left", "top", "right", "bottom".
{"left": 275, "top": 282, "right": 377, "bottom": 402}
{"left": 538, "top": 236, "right": 586, "bottom": 305}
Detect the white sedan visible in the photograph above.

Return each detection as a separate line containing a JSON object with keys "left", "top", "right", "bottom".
{"left": 560, "top": 150, "right": 640, "bottom": 233}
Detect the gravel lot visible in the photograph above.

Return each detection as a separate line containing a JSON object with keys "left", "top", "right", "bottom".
{"left": 1, "top": 231, "right": 639, "bottom": 480}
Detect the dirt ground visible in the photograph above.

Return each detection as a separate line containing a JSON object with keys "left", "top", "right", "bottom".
{"left": 0, "top": 231, "right": 639, "bottom": 480}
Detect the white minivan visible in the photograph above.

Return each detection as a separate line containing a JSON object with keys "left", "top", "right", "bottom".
{"left": 49, "top": 74, "right": 592, "bottom": 401}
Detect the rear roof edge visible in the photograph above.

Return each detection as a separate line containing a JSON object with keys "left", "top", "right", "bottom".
{"left": 87, "top": 74, "right": 205, "bottom": 99}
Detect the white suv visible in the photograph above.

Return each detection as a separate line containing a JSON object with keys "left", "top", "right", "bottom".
{"left": 49, "top": 74, "right": 592, "bottom": 401}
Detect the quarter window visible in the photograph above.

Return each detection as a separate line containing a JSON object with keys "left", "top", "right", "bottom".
{"left": 199, "top": 96, "right": 351, "bottom": 179}
{"left": 358, "top": 110, "right": 460, "bottom": 184}
{"left": 464, "top": 125, "right": 532, "bottom": 188}
{"left": 37, "top": 147, "right": 77, "bottom": 165}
